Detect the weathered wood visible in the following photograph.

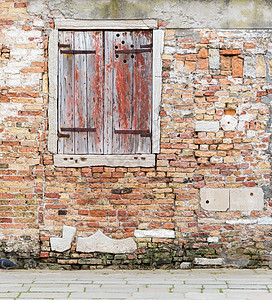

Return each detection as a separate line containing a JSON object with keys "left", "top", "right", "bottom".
{"left": 58, "top": 30, "right": 152, "bottom": 155}
{"left": 86, "top": 31, "right": 104, "bottom": 154}
{"left": 133, "top": 30, "right": 152, "bottom": 154}
{"left": 112, "top": 31, "right": 135, "bottom": 154}
{"left": 58, "top": 31, "right": 74, "bottom": 154}
{"left": 74, "top": 31, "right": 88, "bottom": 154}
{"left": 104, "top": 31, "right": 114, "bottom": 154}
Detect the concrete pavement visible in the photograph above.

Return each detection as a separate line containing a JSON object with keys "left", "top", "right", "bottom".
{"left": 0, "top": 268, "right": 271, "bottom": 299}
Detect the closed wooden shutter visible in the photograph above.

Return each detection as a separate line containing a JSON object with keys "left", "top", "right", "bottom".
{"left": 58, "top": 30, "right": 152, "bottom": 155}
{"left": 58, "top": 31, "right": 104, "bottom": 154}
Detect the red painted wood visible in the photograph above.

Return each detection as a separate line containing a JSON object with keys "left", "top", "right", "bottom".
{"left": 112, "top": 30, "right": 152, "bottom": 154}
{"left": 86, "top": 31, "right": 104, "bottom": 154}
{"left": 133, "top": 30, "right": 152, "bottom": 154}
{"left": 104, "top": 32, "right": 114, "bottom": 154}
{"left": 58, "top": 30, "right": 152, "bottom": 155}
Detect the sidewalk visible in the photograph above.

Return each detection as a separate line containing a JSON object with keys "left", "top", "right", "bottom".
{"left": 0, "top": 268, "right": 271, "bottom": 300}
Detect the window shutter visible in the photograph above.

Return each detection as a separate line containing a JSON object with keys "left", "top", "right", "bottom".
{"left": 58, "top": 30, "right": 152, "bottom": 155}
{"left": 58, "top": 31, "right": 104, "bottom": 154}
{"left": 106, "top": 30, "right": 152, "bottom": 154}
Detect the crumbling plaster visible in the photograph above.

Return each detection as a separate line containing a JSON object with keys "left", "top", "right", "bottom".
{"left": 27, "top": 0, "right": 272, "bottom": 29}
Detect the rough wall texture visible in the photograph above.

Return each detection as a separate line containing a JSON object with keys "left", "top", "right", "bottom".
{"left": 0, "top": 0, "right": 272, "bottom": 269}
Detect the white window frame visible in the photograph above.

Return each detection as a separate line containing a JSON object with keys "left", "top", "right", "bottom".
{"left": 48, "top": 19, "right": 164, "bottom": 167}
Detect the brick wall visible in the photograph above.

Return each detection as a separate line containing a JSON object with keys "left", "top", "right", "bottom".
{"left": 0, "top": 0, "right": 271, "bottom": 268}
{"left": 0, "top": 0, "right": 46, "bottom": 265}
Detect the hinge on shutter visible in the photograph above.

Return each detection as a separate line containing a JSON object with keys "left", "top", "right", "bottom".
{"left": 60, "top": 50, "right": 96, "bottom": 55}
{"left": 58, "top": 132, "right": 70, "bottom": 138}
{"left": 115, "top": 49, "right": 151, "bottom": 54}
{"left": 61, "top": 127, "right": 96, "bottom": 132}
{"left": 58, "top": 43, "right": 70, "bottom": 48}
{"left": 114, "top": 129, "right": 151, "bottom": 137}
{"left": 140, "top": 43, "right": 152, "bottom": 49}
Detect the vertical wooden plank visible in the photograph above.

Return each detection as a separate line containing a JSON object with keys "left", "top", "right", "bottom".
{"left": 86, "top": 31, "right": 104, "bottom": 154}
{"left": 112, "top": 31, "right": 135, "bottom": 154}
{"left": 152, "top": 30, "right": 164, "bottom": 154}
{"left": 48, "top": 29, "right": 58, "bottom": 154}
{"left": 58, "top": 31, "right": 75, "bottom": 154}
{"left": 74, "top": 31, "right": 88, "bottom": 154}
{"left": 104, "top": 31, "right": 114, "bottom": 154}
{"left": 133, "top": 30, "right": 152, "bottom": 153}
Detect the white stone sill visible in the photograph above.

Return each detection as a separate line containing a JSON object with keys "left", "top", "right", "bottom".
{"left": 54, "top": 154, "right": 155, "bottom": 167}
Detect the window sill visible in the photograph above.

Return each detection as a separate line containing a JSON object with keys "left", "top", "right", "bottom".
{"left": 54, "top": 154, "right": 155, "bottom": 168}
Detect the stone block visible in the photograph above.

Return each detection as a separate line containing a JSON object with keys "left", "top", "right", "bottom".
{"left": 244, "top": 56, "right": 256, "bottom": 78}
{"left": 134, "top": 229, "right": 175, "bottom": 238}
{"left": 220, "top": 115, "right": 237, "bottom": 131}
{"left": 76, "top": 230, "right": 137, "bottom": 254}
{"left": 195, "top": 121, "right": 219, "bottom": 132}
{"left": 209, "top": 49, "right": 220, "bottom": 69}
{"left": 50, "top": 226, "right": 76, "bottom": 252}
{"left": 256, "top": 55, "right": 266, "bottom": 77}
{"left": 180, "top": 262, "right": 192, "bottom": 269}
{"left": 200, "top": 188, "right": 229, "bottom": 211}
{"left": 194, "top": 258, "right": 223, "bottom": 266}
{"left": 207, "top": 236, "right": 219, "bottom": 243}
{"left": 229, "top": 188, "right": 264, "bottom": 211}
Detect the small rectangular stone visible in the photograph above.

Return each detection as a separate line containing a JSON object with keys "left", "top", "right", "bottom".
{"left": 209, "top": 49, "right": 220, "bottom": 69}
{"left": 194, "top": 258, "right": 224, "bottom": 266}
{"left": 229, "top": 187, "right": 264, "bottom": 211}
{"left": 195, "top": 121, "right": 219, "bottom": 132}
{"left": 134, "top": 229, "right": 175, "bottom": 238}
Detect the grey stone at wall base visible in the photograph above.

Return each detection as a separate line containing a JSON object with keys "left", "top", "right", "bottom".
{"left": 76, "top": 230, "right": 137, "bottom": 254}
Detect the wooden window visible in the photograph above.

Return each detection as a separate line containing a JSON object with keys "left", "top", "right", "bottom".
{"left": 57, "top": 30, "right": 152, "bottom": 155}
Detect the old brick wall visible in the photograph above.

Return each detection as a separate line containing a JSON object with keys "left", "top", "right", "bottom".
{"left": 40, "top": 28, "right": 272, "bottom": 268}
{"left": 0, "top": 0, "right": 47, "bottom": 266}
{"left": 0, "top": 0, "right": 272, "bottom": 268}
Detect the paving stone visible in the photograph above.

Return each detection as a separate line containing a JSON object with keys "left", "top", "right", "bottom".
{"left": 69, "top": 292, "right": 131, "bottom": 298}
{"left": 18, "top": 292, "right": 70, "bottom": 298}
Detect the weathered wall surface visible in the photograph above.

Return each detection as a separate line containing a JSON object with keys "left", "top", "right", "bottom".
{"left": 0, "top": 0, "right": 272, "bottom": 269}
{"left": 29, "top": 0, "right": 272, "bottom": 28}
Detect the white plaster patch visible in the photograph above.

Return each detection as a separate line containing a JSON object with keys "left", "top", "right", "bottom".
{"left": 229, "top": 188, "right": 264, "bottom": 212}
{"left": 76, "top": 230, "right": 137, "bottom": 254}
{"left": 226, "top": 219, "right": 257, "bottom": 225}
{"left": 0, "top": 103, "right": 22, "bottom": 120}
{"left": 207, "top": 236, "right": 219, "bottom": 243}
{"left": 257, "top": 217, "right": 272, "bottom": 225}
{"left": 134, "top": 229, "right": 175, "bottom": 238}
{"left": 195, "top": 121, "right": 219, "bottom": 132}
{"left": 220, "top": 115, "right": 237, "bottom": 131}
{"left": 194, "top": 258, "right": 223, "bottom": 266}
{"left": 200, "top": 188, "right": 229, "bottom": 211}
{"left": 50, "top": 226, "right": 76, "bottom": 252}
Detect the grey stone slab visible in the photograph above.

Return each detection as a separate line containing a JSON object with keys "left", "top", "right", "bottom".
{"left": 195, "top": 121, "right": 219, "bottom": 132}
{"left": 18, "top": 292, "right": 70, "bottom": 299}
{"left": 134, "top": 229, "right": 175, "bottom": 238}
{"left": 30, "top": 286, "right": 84, "bottom": 292}
{"left": 229, "top": 187, "right": 264, "bottom": 211}
{"left": 69, "top": 292, "right": 131, "bottom": 299}
{"left": 0, "top": 293, "right": 20, "bottom": 299}
{"left": 50, "top": 225, "right": 76, "bottom": 252}
{"left": 0, "top": 284, "right": 29, "bottom": 292}
{"left": 132, "top": 292, "right": 185, "bottom": 299}
{"left": 200, "top": 188, "right": 229, "bottom": 211}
